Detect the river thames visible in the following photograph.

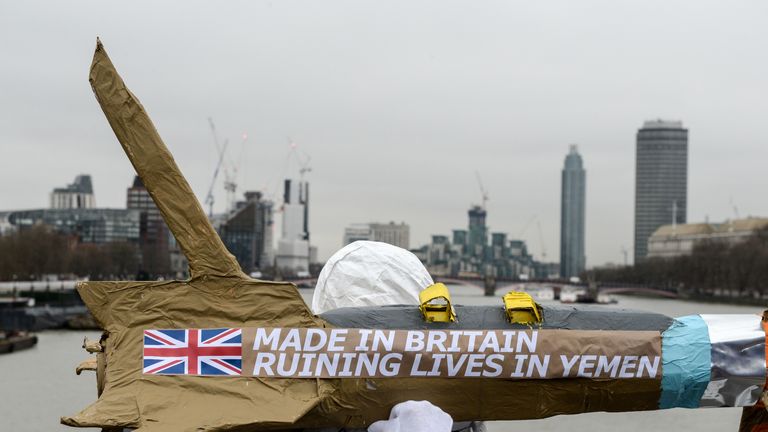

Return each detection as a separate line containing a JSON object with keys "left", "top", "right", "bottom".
{"left": 0, "top": 287, "right": 762, "bottom": 431}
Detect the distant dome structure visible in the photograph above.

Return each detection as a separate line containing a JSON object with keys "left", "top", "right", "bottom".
{"left": 312, "top": 241, "right": 433, "bottom": 314}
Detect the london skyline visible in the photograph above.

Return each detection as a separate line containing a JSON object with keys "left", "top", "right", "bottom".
{"left": 2, "top": 1, "right": 768, "bottom": 266}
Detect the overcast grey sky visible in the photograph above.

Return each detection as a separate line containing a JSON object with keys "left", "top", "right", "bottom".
{"left": 1, "top": 1, "right": 767, "bottom": 266}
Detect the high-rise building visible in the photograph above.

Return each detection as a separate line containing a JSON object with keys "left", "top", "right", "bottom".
{"left": 50, "top": 174, "right": 95, "bottom": 209}
{"left": 490, "top": 232, "right": 508, "bottom": 261}
{"left": 219, "top": 191, "right": 274, "bottom": 274}
{"left": 452, "top": 229, "right": 467, "bottom": 246}
{"left": 427, "top": 235, "right": 450, "bottom": 268}
{"left": 467, "top": 205, "right": 487, "bottom": 258}
{"left": 560, "top": 145, "right": 586, "bottom": 278}
{"left": 342, "top": 222, "right": 410, "bottom": 249}
{"left": 127, "top": 176, "right": 187, "bottom": 277}
{"left": 634, "top": 120, "right": 688, "bottom": 261}
{"left": 275, "top": 179, "right": 310, "bottom": 272}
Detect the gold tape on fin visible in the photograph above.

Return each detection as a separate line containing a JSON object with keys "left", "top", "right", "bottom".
{"left": 419, "top": 283, "right": 457, "bottom": 322}
{"left": 88, "top": 38, "right": 244, "bottom": 280}
{"left": 502, "top": 291, "right": 542, "bottom": 324}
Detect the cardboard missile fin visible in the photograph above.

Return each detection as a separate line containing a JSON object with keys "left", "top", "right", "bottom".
{"left": 61, "top": 39, "right": 330, "bottom": 431}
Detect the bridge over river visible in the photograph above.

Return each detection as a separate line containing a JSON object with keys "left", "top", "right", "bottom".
{"left": 430, "top": 276, "right": 680, "bottom": 299}
{"left": 0, "top": 277, "right": 680, "bottom": 300}
{"left": 285, "top": 276, "right": 680, "bottom": 299}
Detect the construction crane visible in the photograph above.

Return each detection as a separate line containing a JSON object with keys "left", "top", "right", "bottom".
{"left": 289, "top": 138, "right": 312, "bottom": 182}
{"left": 204, "top": 139, "right": 228, "bottom": 218}
{"left": 519, "top": 215, "right": 548, "bottom": 261}
{"left": 518, "top": 215, "right": 537, "bottom": 238}
{"left": 208, "top": 118, "right": 247, "bottom": 214}
{"left": 222, "top": 132, "right": 248, "bottom": 212}
{"left": 475, "top": 171, "right": 489, "bottom": 210}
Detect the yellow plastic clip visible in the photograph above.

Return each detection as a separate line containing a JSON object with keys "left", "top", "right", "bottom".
{"left": 502, "top": 291, "right": 543, "bottom": 324}
{"left": 419, "top": 283, "right": 457, "bottom": 323}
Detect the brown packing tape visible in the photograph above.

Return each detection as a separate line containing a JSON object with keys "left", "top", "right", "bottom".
{"left": 62, "top": 279, "right": 328, "bottom": 428}
{"left": 314, "top": 377, "right": 661, "bottom": 427}
{"left": 64, "top": 40, "right": 665, "bottom": 431}
{"left": 87, "top": 38, "right": 243, "bottom": 280}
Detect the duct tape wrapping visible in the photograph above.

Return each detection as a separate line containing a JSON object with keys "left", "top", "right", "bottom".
{"left": 660, "top": 315, "right": 711, "bottom": 408}
{"left": 699, "top": 314, "right": 766, "bottom": 407}
{"left": 321, "top": 304, "right": 674, "bottom": 332}
{"left": 660, "top": 314, "right": 765, "bottom": 409}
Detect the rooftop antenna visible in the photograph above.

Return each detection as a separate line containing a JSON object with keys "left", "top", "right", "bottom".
{"left": 536, "top": 218, "right": 547, "bottom": 261}
{"left": 672, "top": 200, "right": 678, "bottom": 235}
{"left": 730, "top": 196, "right": 740, "bottom": 220}
{"left": 475, "top": 171, "right": 489, "bottom": 210}
{"left": 728, "top": 196, "right": 740, "bottom": 232}
{"left": 621, "top": 246, "right": 628, "bottom": 266}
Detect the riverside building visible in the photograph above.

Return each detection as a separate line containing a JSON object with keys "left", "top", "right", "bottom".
{"left": 342, "top": 222, "right": 410, "bottom": 249}
{"left": 647, "top": 217, "right": 768, "bottom": 259}
{"left": 50, "top": 174, "right": 95, "bottom": 209}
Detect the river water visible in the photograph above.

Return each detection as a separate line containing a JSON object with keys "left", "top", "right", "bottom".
{"left": 0, "top": 286, "right": 762, "bottom": 431}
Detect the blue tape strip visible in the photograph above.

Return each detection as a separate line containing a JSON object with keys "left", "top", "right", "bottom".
{"left": 660, "top": 315, "right": 712, "bottom": 409}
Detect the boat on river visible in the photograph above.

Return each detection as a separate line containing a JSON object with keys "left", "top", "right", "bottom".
{"left": 0, "top": 330, "right": 38, "bottom": 354}
{"left": 0, "top": 298, "right": 39, "bottom": 354}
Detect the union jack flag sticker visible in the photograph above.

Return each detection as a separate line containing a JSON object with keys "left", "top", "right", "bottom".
{"left": 143, "top": 328, "right": 242, "bottom": 376}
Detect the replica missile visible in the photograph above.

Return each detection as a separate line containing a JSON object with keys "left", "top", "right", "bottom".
{"left": 62, "top": 40, "right": 768, "bottom": 432}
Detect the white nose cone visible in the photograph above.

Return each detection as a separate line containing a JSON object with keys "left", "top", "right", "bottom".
{"left": 312, "top": 241, "right": 434, "bottom": 314}
{"left": 368, "top": 400, "right": 453, "bottom": 432}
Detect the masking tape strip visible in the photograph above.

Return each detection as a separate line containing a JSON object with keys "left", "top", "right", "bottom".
{"left": 660, "top": 315, "right": 711, "bottom": 408}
